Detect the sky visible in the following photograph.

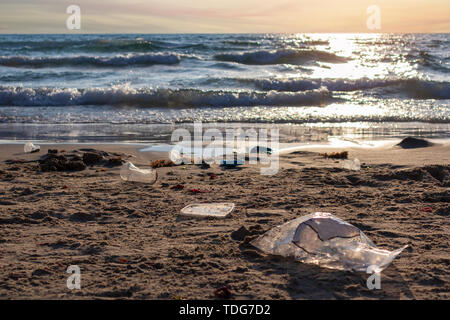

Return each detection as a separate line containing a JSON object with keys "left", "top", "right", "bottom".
{"left": 0, "top": 0, "right": 449, "bottom": 33}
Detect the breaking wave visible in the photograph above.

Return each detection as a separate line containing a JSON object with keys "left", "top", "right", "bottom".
{"left": 0, "top": 86, "right": 332, "bottom": 107}
{"left": 1, "top": 39, "right": 168, "bottom": 53}
{"left": 244, "top": 78, "right": 450, "bottom": 99}
{"left": 0, "top": 53, "right": 181, "bottom": 68}
{"left": 214, "top": 49, "right": 350, "bottom": 65}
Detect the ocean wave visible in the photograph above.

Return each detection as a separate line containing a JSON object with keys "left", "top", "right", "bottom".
{"left": 0, "top": 53, "right": 181, "bottom": 68}
{"left": 221, "top": 40, "right": 262, "bottom": 47}
{"left": 0, "top": 70, "right": 92, "bottom": 82}
{"left": 0, "top": 39, "right": 171, "bottom": 53}
{"left": 244, "top": 78, "right": 450, "bottom": 99}
{"left": 405, "top": 51, "right": 450, "bottom": 73}
{"left": 214, "top": 49, "right": 350, "bottom": 65}
{"left": 0, "top": 86, "right": 332, "bottom": 107}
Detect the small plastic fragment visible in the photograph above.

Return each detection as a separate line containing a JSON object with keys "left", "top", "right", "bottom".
{"left": 120, "top": 162, "right": 157, "bottom": 183}
{"left": 24, "top": 142, "right": 40, "bottom": 153}
{"left": 214, "top": 286, "right": 232, "bottom": 299}
{"left": 220, "top": 159, "right": 244, "bottom": 167}
{"left": 180, "top": 203, "right": 235, "bottom": 218}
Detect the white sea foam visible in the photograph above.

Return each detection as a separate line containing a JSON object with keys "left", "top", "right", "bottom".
{"left": 0, "top": 86, "right": 332, "bottom": 107}
{"left": 245, "top": 78, "right": 450, "bottom": 99}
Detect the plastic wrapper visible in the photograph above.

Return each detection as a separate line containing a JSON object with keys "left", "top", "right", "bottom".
{"left": 24, "top": 142, "right": 40, "bottom": 153}
{"left": 120, "top": 162, "right": 157, "bottom": 183}
{"left": 251, "top": 212, "right": 407, "bottom": 272}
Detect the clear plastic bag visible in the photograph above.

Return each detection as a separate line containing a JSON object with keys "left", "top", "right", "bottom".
{"left": 24, "top": 142, "right": 40, "bottom": 153}
{"left": 251, "top": 212, "right": 407, "bottom": 272}
{"left": 120, "top": 162, "right": 157, "bottom": 183}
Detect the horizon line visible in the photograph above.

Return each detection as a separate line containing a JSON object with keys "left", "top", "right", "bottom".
{"left": 1, "top": 32, "right": 449, "bottom": 35}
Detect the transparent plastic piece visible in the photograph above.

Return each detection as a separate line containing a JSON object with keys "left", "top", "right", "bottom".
{"left": 169, "top": 148, "right": 204, "bottom": 165}
{"left": 251, "top": 212, "right": 408, "bottom": 272}
{"left": 180, "top": 203, "right": 235, "bottom": 218}
{"left": 343, "top": 158, "right": 361, "bottom": 171}
{"left": 120, "top": 162, "right": 157, "bottom": 183}
{"left": 24, "top": 142, "right": 40, "bottom": 153}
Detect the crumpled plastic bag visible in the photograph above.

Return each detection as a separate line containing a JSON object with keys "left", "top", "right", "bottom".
{"left": 251, "top": 212, "right": 407, "bottom": 272}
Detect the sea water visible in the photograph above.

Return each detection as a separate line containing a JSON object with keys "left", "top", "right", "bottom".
{"left": 0, "top": 33, "right": 448, "bottom": 142}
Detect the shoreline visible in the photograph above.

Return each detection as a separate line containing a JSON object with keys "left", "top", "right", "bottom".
{"left": 1, "top": 137, "right": 449, "bottom": 166}
{"left": 0, "top": 121, "right": 448, "bottom": 145}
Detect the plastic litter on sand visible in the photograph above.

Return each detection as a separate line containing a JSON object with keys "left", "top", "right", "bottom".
{"left": 24, "top": 142, "right": 40, "bottom": 153}
{"left": 120, "top": 162, "right": 157, "bottom": 183}
{"left": 180, "top": 203, "right": 235, "bottom": 218}
{"left": 251, "top": 212, "right": 408, "bottom": 272}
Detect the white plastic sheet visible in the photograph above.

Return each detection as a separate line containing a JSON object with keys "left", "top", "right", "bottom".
{"left": 251, "top": 212, "right": 407, "bottom": 272}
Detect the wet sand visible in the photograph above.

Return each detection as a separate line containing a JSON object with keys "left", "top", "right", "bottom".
{"left": 0, "top": 142, "right": 449, "bottom": 299}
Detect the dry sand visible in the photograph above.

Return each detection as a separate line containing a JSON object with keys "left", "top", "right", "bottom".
{"left": 0, "top": 141, "right": 449, "bottom": 299}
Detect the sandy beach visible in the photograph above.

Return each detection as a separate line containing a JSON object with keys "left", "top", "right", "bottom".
{"left": 0, "top": 140, "right": 448, "bottom": 299}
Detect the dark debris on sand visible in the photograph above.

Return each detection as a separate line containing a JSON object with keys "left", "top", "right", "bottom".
{"left": 39, "top": 149, "right": 126, "bottom": 172}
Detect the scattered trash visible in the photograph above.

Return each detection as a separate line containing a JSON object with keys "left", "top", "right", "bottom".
{"left": 420, "top": 207, "right": 433, "bottom": 213}
{"left": 120, "top": 162, "right": 157, "bottom": 184}
{"left": 321, "top": 151, "right": 348, "bottom": 159}
{"left": 62, "top": 185, "right": 69, "bottom": 189}
{"left": 220, "top": 159, "right": 244, "bottom": 167}
{"left": 250, "top": 146, "right": 273, "bottom": 155}
{"left": 251, "top": 212, "right": 408, "bottom": 272}
{"left": 198, "top": 161, "right": 211, "bottom": 169}
{"left": 169, "top": 149, "right": 200, "bottom": 165}
{"left": 180, "top": 203, "right": 235, "bottom": 219}
{"left": 214, "top": 286, "right": 232, "bottom": 299}
{"left": 170, "top": 184, "right": 185, "bottom": 190}
{"left": 209, "top": 173, "right": 217, "bottom": 180}
{"left": 24, "top": 142, "right": 40, "bottom": 154}
{"left": 343, "top": 158, "right": 361, "bottom": 171}
{"left": 151, "top": 159, "right": 175, "bottom": 168}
